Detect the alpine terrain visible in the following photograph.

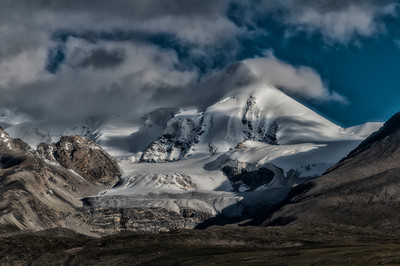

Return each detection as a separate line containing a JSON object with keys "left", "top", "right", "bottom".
{"left": 82, "top": 62, "right": 381, "bottom": 227}
{"left": 0, "top": 62, "right": 382, "bottom": 233}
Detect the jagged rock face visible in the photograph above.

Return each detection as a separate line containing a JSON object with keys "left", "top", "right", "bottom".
{"left": 263, "top": 112, "right": 400, "bottom": 230}
{"left": 141, "top": 111, "right": 202, "bottom": 163}
{"left": 0, "top": 129, "right": 126, "bottom": 235}
{"left": 242, "top": 96, "right": 278, "bottom": 144}
{"left": 0, "top": 128, "right": 100, "bottom": 234}
{"left": 222, "top": 166, "right": 275, "bottom": 192}
{"left": 38, "top": 136, "right": 122, "bottom": 187}
{"left": 0, "top": 128, "right": 31, "bottom": 169}
{"left": 141, "top": 98, "right": 279, "bottom": 163}
{"left": 0, "top": 128, "right": 18, "bottom": 151}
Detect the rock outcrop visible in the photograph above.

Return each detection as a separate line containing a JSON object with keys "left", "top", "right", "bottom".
{"left": 222, "top": 165, "right": 275, "bottom": 192}
{"left": 140, "top": 110, "right": 202, "bottom": 163}
{"left": 37, "top": 136, "right": 121, "bottom": 187}
{"left": 241, "top": 96, "right": 278, "bottom": 144}
{"left": 76, "top": 206, "right": 211, "bottom": 234}
{"left": 0, "top": 128, "right": 122, "bottom": 236}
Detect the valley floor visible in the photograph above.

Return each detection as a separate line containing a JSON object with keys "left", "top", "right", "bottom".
{"left": 2, "top": 226, "right": 400, "bottom": 265}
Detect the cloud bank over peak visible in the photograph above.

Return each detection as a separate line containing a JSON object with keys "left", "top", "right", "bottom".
{"left": 245, "top": 53, "right": 347, "bottom": 103}
{"left": 0, "top": 0, "right": 397, "bottom": 126}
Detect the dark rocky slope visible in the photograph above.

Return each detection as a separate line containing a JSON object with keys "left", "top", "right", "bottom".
{"left": 37, "top": 136, "right": 122, "bottom": 187}
{"left": 263, "top": 112, "right": 400, "bottom": 231}
{"left": 0, "top": 127, "right": 121, "bottom": 236}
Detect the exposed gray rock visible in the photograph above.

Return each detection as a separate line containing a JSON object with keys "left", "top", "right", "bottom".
{"left": 76, "top": 206, "right": 212, "bottom": 234}
{"left": 141, "top": 110, "right": 202, "bottom": 163}
{"left": 242, "top": 96, "right": 278, "bottom": 144}
{"left": 0, "top": 128, "right": 103, "bottom": 235}
{"left": 222, "top": 166, "right": 275, "bottom": 192}
{"left": 0, "top": 129, "right": 125, "bottom": 236}
{"left": 37, "top": 136, "right": 122, "bottom": 187}
{"left": 141, "top": 96, "right": 279, "bottom": 163}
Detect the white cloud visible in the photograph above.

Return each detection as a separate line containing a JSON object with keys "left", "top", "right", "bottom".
{"left": 235, "top": 0, "right": 399, "bottom": 44}
{"left": 245, "top": 52, "right": 347, "bottom": 103}
{"left": 281, "top": 2, "right": 395, "bottom": 43}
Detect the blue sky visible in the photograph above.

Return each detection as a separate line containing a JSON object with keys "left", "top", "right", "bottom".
{"left": 235, "top": 14, "right": 400, "bottom": 126}
{"left": 0, "top": 0, "right": 400, "bottom": 127}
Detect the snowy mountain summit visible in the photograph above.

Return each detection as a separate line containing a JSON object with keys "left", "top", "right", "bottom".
{"left": 139, "top": 62, "right": 367, "bottom": 163}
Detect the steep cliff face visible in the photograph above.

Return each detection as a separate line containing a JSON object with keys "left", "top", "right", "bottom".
{"left": 241, "top": 96, "right": 278, "bottom": 144}
{"left": 141, "top": 109, "right": 202, "bottom": 162}
{"left": 76, "top": 206, "right": 212, "bottom": 234}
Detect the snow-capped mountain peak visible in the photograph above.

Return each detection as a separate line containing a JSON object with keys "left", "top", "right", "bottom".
{"left": 140, "top": 62, "right": 355, "bottom": 163}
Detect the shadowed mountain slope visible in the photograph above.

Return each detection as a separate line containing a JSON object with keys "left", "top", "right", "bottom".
{"left": 263, "top": 112, "right": 400, "bottom": 231}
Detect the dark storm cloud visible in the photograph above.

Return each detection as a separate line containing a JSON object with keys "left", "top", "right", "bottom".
{"left": 78, "top": 48, "right": 125, "bottom": 70}
{"left": 0, "top": 0, "right": 237, "bottom": 46}
{"left": 0, "top": 39, "right": 199, "bottom": 123}
{"left": 17, "top": 0, "right": 227, "bottom": 18}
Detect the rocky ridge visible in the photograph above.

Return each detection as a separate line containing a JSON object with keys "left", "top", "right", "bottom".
{"left": 37, "top": 136, "right": 122, "bottom": 187}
